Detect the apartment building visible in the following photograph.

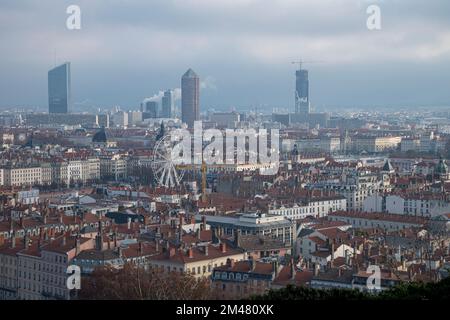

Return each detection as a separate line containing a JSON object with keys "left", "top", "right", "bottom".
{"left": 268, "top": 195, "right": 347, "bottom": 220}
{"left": 148, "top": 243, "right": 245, "bottom": 279}
{"left": 1, "top": 165, "right": 42, "bottom": 187}
{"left": 363, "top": 193, "right": 450, "bottom": 218}
{"left": 308, "top": 171, "right": 390, "bottom": 211}
{"left": 352, "top": 136, "right": 401, "bottom": 153}
{"left": 328, "top": 211, "right": 427, "bottom": 232}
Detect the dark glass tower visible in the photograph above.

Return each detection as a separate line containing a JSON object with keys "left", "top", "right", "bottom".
{"left": 295, "top": 69, "right": 310, "bottom": 115}
{"left": 48, "top": 62, "right": 71, "bottom": 114}
{"left": 161, "top": 89, "right": 173, "bottom": 118}
{"left": 181, "top": 69, "right": 200, "bottom": 128}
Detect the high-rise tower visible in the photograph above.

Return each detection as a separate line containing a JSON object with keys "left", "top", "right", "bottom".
{"left": 48, "top": 62, "right": 71, "bottom": 114}
{"left": 181, "top": 69, "right": 200, "bottom": 127}
{"left": 295, "top": 68, "right": 310, "bottom": 115}
{"left": 162, "top": 89, "right": 174, "bottom": 118}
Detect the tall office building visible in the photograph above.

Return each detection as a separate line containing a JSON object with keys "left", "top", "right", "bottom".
{"left": 161, "top": 89, "right": 173, "bottom": 118}
{"left": 48, "top": 62, "right": 71, "bottom": 114}
{"left": 295, "top": 68, "right": 310, "bottom": 115}
{"left": 145, "top": 101, "right": 159, "bottom": 118}
{"left": 181, "top": 69, "right": 200, "bottom": 127}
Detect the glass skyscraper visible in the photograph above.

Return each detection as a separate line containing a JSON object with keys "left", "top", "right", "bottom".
{"left": 295, "top": 69, "right": 310, "bottom": 115}
{"left": 161, "top": 89, "right": 173, "bottom": 118}
{"left": 48, "top": 62, "right": 71, "bottom": 114}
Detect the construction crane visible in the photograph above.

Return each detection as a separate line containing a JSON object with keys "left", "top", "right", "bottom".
{"left": 176, "top": 161, "right": 219, "bottom": 203}
{"left": 291, "top": 60, "right": 323, "bottom": 71}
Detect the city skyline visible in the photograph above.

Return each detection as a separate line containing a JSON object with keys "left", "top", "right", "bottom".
{"left": 0, "top": 0, "right": 449, "bottom": 111}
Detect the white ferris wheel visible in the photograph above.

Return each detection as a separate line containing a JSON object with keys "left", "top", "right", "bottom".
{"left": 151, "top": 134, "right": 186, "bottom": 188}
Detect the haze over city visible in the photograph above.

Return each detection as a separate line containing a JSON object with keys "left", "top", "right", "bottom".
{"left": 1, "top": 0, "right": 450, "bottom": 111}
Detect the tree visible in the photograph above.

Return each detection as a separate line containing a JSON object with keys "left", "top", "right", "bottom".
{"left": 251, "top": 277, "right": 450, "bottom": 301}
{"left": 78, "top": 264, "right": 212, "bottom": 300}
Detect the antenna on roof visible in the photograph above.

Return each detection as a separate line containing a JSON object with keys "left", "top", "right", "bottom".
{"left": 53, "top": 49, "right": 57, "bottom": 68}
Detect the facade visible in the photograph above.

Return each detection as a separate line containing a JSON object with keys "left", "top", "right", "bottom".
{"left": 148, "top": 243, "right": 245, "bottom": 279}
{"left": 1, "top": 165, "right": 42, "bottom": 187}
{"left": 48, "top": 63, "right": 71, "bottom": 114}
{"left": 161, "top": 90, "right": 173, "bottom": 118}
{"left": 328, "top": 211, "right": 427, "bottom": 231}
{"left": 295, "top": 137, "right": 341, "bottom": 154}
{"left": 210, "top": 112, "right": 240, "bottom": 128}
{"left": 211, "top": 259, "right": 278, "bottom": 299}
{"left": 128, "top": 111, "right": 143, "bottom": 126}
{"left": 96, "top": 114, "right": 110, "bottom": 128}
{"left": 145, "top": 101, "right": 159, "bottom": 118}
{"left": 352, "top": 136, "right": 402, "bottom": 153}
{"left": 309, "top": 171, "right": 390, "bottom": 211}
{"left": 363, "top": 193, "right": 450, "bottom": 218}
{"left": 196, "top": 213, "right": 296, "bottom": 247}
{"left": 111, "top": 111, "right": 129, "bottom": 127}
{"left": 269, "top": 196, "right": 347, "bottom": 220}
{"left": 181, "top": 69, "right": 200, "bottom": 128}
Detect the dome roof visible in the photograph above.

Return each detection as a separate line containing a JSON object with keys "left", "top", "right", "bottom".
{"left": 92, "top": 127, "right": 108, "bottom": 143}
{"left": 382, "top": 159, "right": 394, "bottom": 172}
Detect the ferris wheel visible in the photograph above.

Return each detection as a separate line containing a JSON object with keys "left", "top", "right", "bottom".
{"left": 151, "top": 134, "right": 186, "bottom": 188}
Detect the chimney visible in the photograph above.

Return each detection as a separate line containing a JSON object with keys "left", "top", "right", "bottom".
{"left": 127, "top": 217, "right": 132, "bottom": 230}
{"left": 95, "top": 233, "right": 102, "bottom": 251}
{"left": 11, "top": 233, "right": 16, "bottom": 249}
{"left": 345, "top": 249, "right": 350, "bottom": 265}
{"left": 113, "top": 233, "right": 117, "bottom": 248}
{"left": 139, "top": 242, "right": 143, "bottom": 254}
{"left": 234, "top": 229, "right": 241, "bottom": 247}
{"left": 62, "top": 235, "right": 67, "bottom": 246}
{"left": 272, "top": 260, "right": 279, "bottom": 277}
{"left": 179, "top": 214, "right": 184, "bottom": 228}
{"left": 290, "top": 259, "right": 296, "bottom": 280}
{"left": 188, "top": 248, "right": 194, "bottom": 258}
{"left": 227, "top": 258, "right": 235, "bottom": 268}
{"left": 331, "top": 243, "right": 335, "bottom": 266}
{"left": 204, "top": 245, "right": 209, "bottom": 256}
{"left": 314, "top": 263, "right": 320, "bottom": 276}
{"left": 76, "top": 236, "right": 81, "bottom": 255}
{"left": 201, "top": 215, "right": 206, "bottom": 230}
{"left": 155, "top": 241, "right": 159, "bottom": 252}
{"left": 250, "top": 257, "right": 256, "bottom": 271}
{"left": 338, "top": 268, "right": 342, "bottom": 277}
{"left": 220, "top": 242, "right": 227, "bottom": 253}
{"left": 24, "top": 234, "right": 29, "bottom": 250}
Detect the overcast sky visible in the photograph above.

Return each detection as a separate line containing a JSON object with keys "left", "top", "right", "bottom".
{"left": 1, "top": 0, "right": 450, "bottom": 112}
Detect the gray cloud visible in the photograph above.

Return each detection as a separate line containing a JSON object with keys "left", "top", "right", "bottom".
{"left": 0, "top": 0, "right": 449, "bottom": 110}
